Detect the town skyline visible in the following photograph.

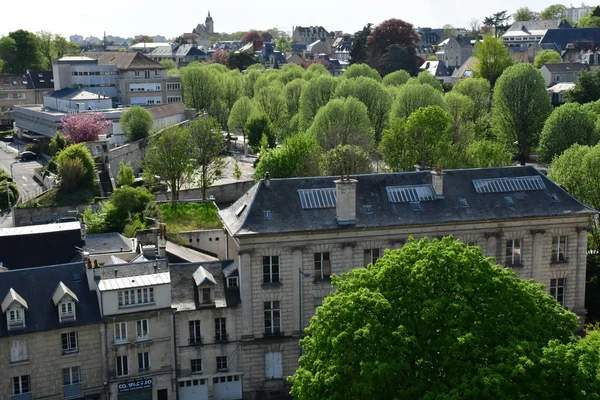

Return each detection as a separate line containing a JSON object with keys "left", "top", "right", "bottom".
{"left": 1, "top": 0, "right": 575, "bottom": 39}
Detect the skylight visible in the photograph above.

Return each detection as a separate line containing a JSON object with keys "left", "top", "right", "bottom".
{"left": 298, "top": 188, "right": 337, "bottom": 209}
{"left": 386, "top": 185, "right": 436, "bottom": 203}
{"left": 472, "top": 176, "right": 545, "bottom": 194}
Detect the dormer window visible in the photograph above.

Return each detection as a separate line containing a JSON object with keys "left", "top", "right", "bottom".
{"left": 202, "top": 288, "right": 212, "bottom": 304}
{"left": 52, "top": 282, "right": 79, "bottom": 323}
{"left": 193, "top": 266, "right": 217, "bottom": 305}
{"left": 2, "top": 288, "right": 28, "bottom": 330}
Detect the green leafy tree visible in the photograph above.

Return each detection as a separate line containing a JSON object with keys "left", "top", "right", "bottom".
{"left": 321, "top": 144, "right": 374, "bottom": 175}
{"left": 228, "top": 52, "right": 259, "bottom": 71}
{"left": 452, "top": 78, "right": 492, "bottom": 136}
{"left": 483, "top": 10, "right": 511, "bottom": 37}
{"left": 308, "top": 97, "right": 374, "bottom": 153}
{"left": 120, "top": 106, "right": 154, "bottom": 141}
{"left": 233, "top": 160, "right": 242, "bottom": 180}
{"left": 159, "top": 59, "right": 177, "bottom": 71}
{"left": 577, "top": 7, "right": 600, "bottom": 27}
{"left": 473, "top": 35, "right": 514, "bottom": 86}
{"left": 37, "top": 31, "right": 79, "bottom": 70}
{"left": 280, "top": 64, "right": 305, "bottom": 85}
{"left": 540, "top": 4, "right": 567, "bottom": 20}
{"left": 492, "top": 63, "right": 552, "bottom": 164}
{"left": 254, "top": 82, "right": 289, "bottom": 139}
{"left": 242, "top": 69, "right": 261, "bottom": 98}
{"left": 298, "top": 75, "right": 339, "bottom": 130}
{"left": 349, "top": 24, "right": 372, "bottom": 65}
{"left": 464, "top": 139, "right": 513, "bottom": 167}
{"left": 303, "top": 63, "right": 330, "bottom": 81}
{"left": 228, "top": 96, "right": 256, "bottom": 141}
{"left": 275, "top": 36, "right": 291, "bottom": 53}
{"left": 0, "top": 30, "right": 42, "bottom": 73}
{"left": 334, "top": 77, "right": 391, "bottom": 142}
{"left": 538, "top": 103, "right": 598, "bottom": 163}
{"left": 143, "top": 125, "right": 195, "bottom": 202}
{"left": 0, "top": 170, "right": 18, "bottom": 210}
{"left": 55, "top": 143, "right": 96, "bottom": 189}
{"left": 379, "top": 118, "right": 410, "bottom": 171}
{"left": 181, "top": 63, "right": 218, "bottom": 111}
{"left": 416, "top": 70, "right": 443, "bottom": 92}
{"left": 513, "top": 7, "right": 538, "bottom": 21}
{"left": 290, "top": 236, "right": 579, "bottom": 400}
{"left": 48, "top": 131, "right": 68, "bottom": 156}
{"left": 245, "top": 112, "right": 275, "bottom": 151}
{"left": 104, "top": 186, "right": 154, "bottom": 233}
{"left": 442, "top": 24, "right": 459, "bottom": 39}
{"left": 566, "top": 69, "right": 600, "bottom": 104}
{"left": 534, "top": 50, "right": 562, "bottom": 68}
{"left": 284, "top": 78, "right": 306, "bottom": 116}
{"left": 189, "top": 117, "right": 226, "bottom": 199}
{"left": 255, "top": 133, "right": 323, "bottom": 179}
{"left": 382, "top": 69, "right": 411, "bottom": 87}
{"left": 342, "top": 63, "right": 381, "bottom": 81}
{"left": 444, "top": 92, "right": 476, "bottom": 148}
{"left": 390, "top": 83, "right": 444, "bottom": 120}
{"left": 58, "top": 158, "right": 85, "bottom": 193}
{"left": 117, "top": 161, "right": 135, "bottom": 187}
{"left": 379, "top": 44, "right": 421, "bottom": 76}
{"left": 403, "top": 105, "right": 454, "bottom": 168}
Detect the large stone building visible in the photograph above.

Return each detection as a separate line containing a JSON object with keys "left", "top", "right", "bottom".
{"left": 0, "top": 71, "right": 54, "bottom": 127}
{"left": 193, "top": 12, "right": 215, "bottom": 35}
{"left": 0, "top": 262, "right": 104, "bottom": 400}
{"left": 218, "top": 166, "right": 595, "bottom": 397}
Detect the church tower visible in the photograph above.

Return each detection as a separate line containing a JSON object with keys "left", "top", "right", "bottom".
{"left": 205, "top": 11, "right": 214, "bottom": 34}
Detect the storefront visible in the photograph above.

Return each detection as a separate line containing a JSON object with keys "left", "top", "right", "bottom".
{"left": 117, "top": 378, "right": 153, "bottom": 400}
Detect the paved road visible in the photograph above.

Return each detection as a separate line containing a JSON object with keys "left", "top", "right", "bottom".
{"left": 0, "top": 140, "right": 45, "bottom": 203}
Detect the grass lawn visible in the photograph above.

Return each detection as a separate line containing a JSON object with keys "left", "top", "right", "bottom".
{"left": 18, "top": 186, "right": 99, "bottom": 208}
{"left": 159, "top": 202, "right": 222, "bottom": 232}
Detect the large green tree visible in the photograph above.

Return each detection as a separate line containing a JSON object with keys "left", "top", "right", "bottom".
{"left": 308, "top": 97, "right": 374, "bottom": 153}
{"left": 254, "top": 82, "right": 289, "bottom": 139}
{"left": 120, "top": 106, "right": 154, "bottom": 141}
{"left": 55, "top": 143, "right": 96, "bottom": 190}
{"left": 390, "top": 83, "right": 444, "bottom": 120}
{"left": 538, "top": 103, "right": 598, "bottom": 163}
{"left": 189, "top": 117, "right": 226, "bottom": 200}
{"left": 143, "top": 125, "right": 195, "bottom": 202}
{"left": 0, "top": 30, "right": 42, "bottom": 73}
{"left": 367, "top": 18, "right": 419, "bottom": 72}
{"left": 255, "top": 133, "right": 323, "bottom": 179}
{"left": 540, "top": 4, "right": 567, "bottom": 20}
{"left": 533, "top": 50, "right": 562, "bottom": 68}
{"left": 290, "top": 236, "right": 579, "bottom": 400}
{"left": 402, "top": 105, "right": 454, "bottom": 168}
{"left": 349, "top": 24, "right": 372, "bottom": 65}
{"left": 381, "top": 69, "right": 411, "bottom": 87}
{"left": 180, "top": 63, "right": 218, "bottom": 111}
{"left": 444, "top": 92, "right": 476, "bottom": 148}
{"left": 492, "top": 63, "right": 552, "bottom": 164}
{"left": 245, "top": 112, "right": 275, "bottom": 151}
{"left": 37, "top": 31, "right": 80, "bottom": 70}
{"left": 334, "top": 77, "right": 390, "bottom": 142}
{"left": 298, "top": 75, "right": 338, "bottom": 130}
{"left": 483, "top": 10, "right": 511, "bottom": 37}
{"left": 284, "top": 78, "right": 306, "bottom": 117}
{"left": 513, "top": 7, "right": 538, "bottom": 21}
{"left": 342, "top": 63, "right": 381, "bottom": 81}
{"left": 464, "top": 140, "right": 512, "bottom": 168}
{"left": 473, "top": 35, "right": 514, "bottom": 86}
{"left": 228, "top": 96, "right": 256, "bottom": 141}
{"left": 321, "top": 144, "right": 373, "bottom": 176}
{"left": 566, "top": 69, "right": 600, "bottom": 104}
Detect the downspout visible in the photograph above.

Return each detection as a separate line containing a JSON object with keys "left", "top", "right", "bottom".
{"left": 172, "top": 308, "right": 179, "bottom": 400}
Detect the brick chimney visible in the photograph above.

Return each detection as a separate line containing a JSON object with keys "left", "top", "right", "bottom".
{"left": 334, "top": 175, "right": 357, "bottom": 225}
{"left": 431, "top": 167, "right": 444, "bottom": 196}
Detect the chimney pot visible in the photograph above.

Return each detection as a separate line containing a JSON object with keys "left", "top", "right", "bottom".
{"left": 431, "top": 168, "right": 444, "bottom": 196}
{"left": 334, "top": 177, "right": 357, "bottom": 225}
{"left": 264, "top": 172, "right": 271, "bottom": 188}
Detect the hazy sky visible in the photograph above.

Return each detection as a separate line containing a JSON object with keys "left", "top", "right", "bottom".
{"left": 2, "top": 0, "right": 569, "bottom": 39}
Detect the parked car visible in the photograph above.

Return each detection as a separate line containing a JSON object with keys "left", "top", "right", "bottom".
{"left": 1, "top": 135, "right": 13, "bottom": 142}
{"left": 56, "top": 217, "right": 78, "bottom": 223}
{"left": 20, "top": 151, "right": 40, "bottom": 161}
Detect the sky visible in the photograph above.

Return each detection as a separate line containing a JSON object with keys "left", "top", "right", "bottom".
{"left": 2, "top": 0, "right": 572, "bottom": 39}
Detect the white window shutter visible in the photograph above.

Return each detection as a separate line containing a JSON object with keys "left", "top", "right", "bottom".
{"left": 273, "top": 352, "right": 283, "bottom": 378}
{"left": 265, "top": 352, "right": 273, "bottom": 379}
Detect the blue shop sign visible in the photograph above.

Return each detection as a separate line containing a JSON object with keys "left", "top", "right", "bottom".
{"left": 118, "top": 378, "right": 153, "bottom": 392}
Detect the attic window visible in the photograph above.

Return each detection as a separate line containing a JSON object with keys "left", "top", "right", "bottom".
{"left": 459, "top": 198, "right": 469, "bottom": 208}
{"left": 38, "top": 74, "right": 43, "bottom": 78}
{"left": 9, "top": 308, "right": 24, "bottom": 327}
{"left": 12, "top": 81, "right": 17, "bottom": 85}
{"left": 472, "top": 176, "right": 545, "bottom": 193}
{"left": 386, "top": 185, "right": 436, "bottom": 203}
{"left": 22, "top": 81, "right": 27, "bottom": 84}
{"left": 550, "top": 193, "right": 561, "bottom": 202}
{"left": 411, "top": 201, "right": 422, "bottom": 211}
{"left": 227, "top": 277, "right": 239, "bottom": 288}
{"left": 60, "top": 301, "right": 76, "bottom": 322}
{"left": 298, "top": 188, "right": 337, "bottom": 209}
{"left": 263, "top": 210, "right": 272, "bottom": 219}
{"left": 363, "top": 204, "right": 373, "bottom": 214}
{"left": 235, "top": 203, "right": 247, "bottom": 217}
{"left": 505, "top": 196, "right": 515, "bottom": 206}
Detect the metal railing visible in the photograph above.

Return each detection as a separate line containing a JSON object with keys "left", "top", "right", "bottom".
{"left": 11, "top": 393, "right": 33, "bottom": 400}
{"left": 63, "top": 383, "right": 82, "bottom": 399}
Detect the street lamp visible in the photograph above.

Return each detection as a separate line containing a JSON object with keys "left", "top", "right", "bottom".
{"left": 298, "top": 268, "right": 312, "bottom": 357}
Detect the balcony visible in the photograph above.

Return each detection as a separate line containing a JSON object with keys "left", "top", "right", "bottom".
{"left": 11, "top": 393, "right": 32, "bottom": 400}
{"left": 215, "top": 333, "right": 229, "bottom": 343}
{"left": 263, "top": 330, "right": 284, "bottom": 339}
{"left": 63, "top": 383, "right": 82, "bottom": 399}
{"left": 189, "top": 337, "right": 203, "bottom": 346}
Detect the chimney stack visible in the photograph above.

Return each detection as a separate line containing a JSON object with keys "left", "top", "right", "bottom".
{"left": 264, "top": 172, "right": 271, "bottom": 188}
{"left": 334, "top": 175, "right": 357, "bottom": 225}
{"left": 431, "top": 167, "right": 444, "bottom": 196}
{"left": 157, "top": 224, "right": 167, "bottom": 258}
{"left": 80, "top": 215, "right": 87, "bottom": 242}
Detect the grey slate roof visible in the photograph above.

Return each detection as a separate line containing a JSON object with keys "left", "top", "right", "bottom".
{"left": 151, "top": 44, "right": 207, "bottom": 57}
{"left": 219, "top": 166, "right": 596, "bottom": 238}
{"left": 506, "top": 19, "right": 571, "bottom": 33}
{"left": 0, "top": 262, "right": 102, "bottom": 338}
{"left": 0, "top": 73, "right": 34, "bottom": 90}
{"left": 541, "top": 28, "right": 600, "bottom": 51}
{"left": 86, "top": 232, "right": 133, "bottom": 254}
{"left": 84, "top": 51, "right": 166, "bottom": 70}
{"left": 542, "top": 63, "right": 589, "bottom": 73}
{"left": 28, "top": 70, "right": 54, "bottom": 89}
{"left": 49, "top": 88, "right": 108, "bottom": 100}
{"left": 170, "top": 261, "right": 241, "bottom": 311}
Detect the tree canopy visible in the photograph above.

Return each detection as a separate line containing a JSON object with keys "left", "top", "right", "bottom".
{"left": 534, "top": 50, "right": 562, "bottom": 68}
{"left": 254, "top": 133, "right": 322, "bottom": 179}
{"left": 473, "top": 35, "right": 514, "bottom": 86}
{"left": 120, "top": 106, "right": 154, "bottom": 141}
{"left": 55, "top": 143, "right": 96, "bottom": 191}
{"left": 290, "top": 236, "right": 580, "bottom": 400}
{"left": 60, "top": 113, "right": 110, "bottom": 143}
{"left": 540, "top": 4, "right": 567, "bottom": 20}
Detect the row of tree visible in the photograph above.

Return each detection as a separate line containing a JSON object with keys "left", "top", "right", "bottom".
{"left": 0, "top": 29, "right": 80, "bottom": 73}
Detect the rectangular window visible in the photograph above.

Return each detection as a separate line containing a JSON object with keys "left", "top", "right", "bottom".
{"left": 551, "top": 278, "right": 566, "bottom": 306}
{"left": 17, "top": 93, "right": 26, "bottom": 99}
{"left": 227, "top": 276, "right": 238, "bottom": 288}
{"left": 61, "top": 302, "right": 75, "bottom": 320}
{"left": 118, "top": 287, "right": 154, "bottom": 307}
{"left": 9, "top": 308, "right": 23, "bottom": 325}
{"left": 63, "top": 366, "right": 81, "bottom": 385}
{"left": 116, "top": 355, "right": 129, "bottom": 377}
{"left": 114, "top": 322, "right": 127, "bottom": 344}
{"left": 61, "top": 332, "right": 78, "bottom": 354}
{"left": 13, "top": 375, "right": 30, "bottom": 394}
{"left": 154, "top": 70, "right": 160, "bottom": 77}
{"left": 145, "top": 70, "right": 151, "bottom": 79}
{"left": 215, "top": 317, "right": 227, "bottom": 341}
{"left": 189, "top": 320, "right": 202, "bottom": 344}
{"left": 363, "top": 248, "right": 380, "bottom": 266}
{"left": 216, "top": 356, "right": 228, "bottom": 371}
{"left": 138, "top": 351, "right": 150, "bottom": 372}
{"left": 264, "top": 301, "right": 281, "bottom": 336}
{"left": 505, "top": 239, "right": 521, "bottom": 265}
{"left": 136, "top": 319, "right": 149, "bottom": 341}
{"left": 3, "top": 93, "right": 13, "bottom": 99}
{"left": 552, "top": 236, "right": 568, "bottom": 262}
{"left": 202, "top": 288, "right": 212, "bottom": 304}
{"left": 135, "top": 71, "right": 140, "bottom": 77}
{"left": 167, "top": 96, "right": 182, "bottom": 103}
{"left": 191, "top": 358, "right": 202, "bottom": 373}
{"left": 314, "top": 252, "right": 331, "bottom": 280}
{"left": 9, "top": 339, "right": 28, "bottom": 363}
{"left": 263, "top": 256, "right": 280, "bottom": 284}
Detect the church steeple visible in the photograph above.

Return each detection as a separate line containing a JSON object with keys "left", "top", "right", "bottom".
{"left": 205, "top": 11, "right": 214, "bottom": 34}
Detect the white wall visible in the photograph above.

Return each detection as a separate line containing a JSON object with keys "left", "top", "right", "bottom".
{"left": 101, "top": 283, "right": 171, "bottom": 316}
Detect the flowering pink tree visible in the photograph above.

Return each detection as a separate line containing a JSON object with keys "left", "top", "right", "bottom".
{"left": 60, "top": 113, "right": 111, "bottom": 143}
{"left": 209, "top": 49, "right": 230, "bottom": 66}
